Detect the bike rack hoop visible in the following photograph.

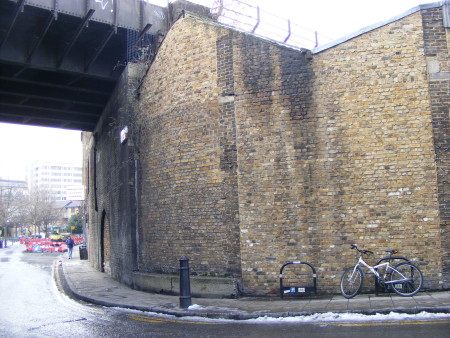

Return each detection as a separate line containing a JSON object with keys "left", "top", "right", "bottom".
{"left": 374, "top": 256, "right": 410, "bottom": 295}
{"left": 280, "top": 261, "right": 317, "bottom": 299}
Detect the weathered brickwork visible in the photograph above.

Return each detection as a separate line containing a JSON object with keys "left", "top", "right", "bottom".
{"left": 232, "top": 36, "right": 316, "bottom": 294}
{"left": 422, "top": 6, "right": 450, "bottom": 287}
{"left": 83, "top": 3, "right": 449, "bottom": 295}
{"left": 82, "top": 66, "right": 140, "bottom": 287}
{"left": 306, "top": 10, "right": 443, "bottom": 292}
{"left": 136, "top": 18, "right": 241, "bottom": 276}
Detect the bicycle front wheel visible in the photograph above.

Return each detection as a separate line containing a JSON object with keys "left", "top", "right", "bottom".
{"left": 340, "top": 266, "right": 363, "bottom": 298}
{"left": 390, "top": 262, "right": 423, "bottom": 297}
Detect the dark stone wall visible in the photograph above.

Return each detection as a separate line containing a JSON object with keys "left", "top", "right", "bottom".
{"left": 83, "top": 65, "right": 139, "bottom": 287}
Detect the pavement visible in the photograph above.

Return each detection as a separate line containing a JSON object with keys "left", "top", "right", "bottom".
{"left": 56, "top": 246, "right": 450, "bottom": 320}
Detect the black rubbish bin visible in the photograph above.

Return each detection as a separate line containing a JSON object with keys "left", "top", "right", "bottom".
{"left": 79, "top": 245, "right": 88, "bottom": 260}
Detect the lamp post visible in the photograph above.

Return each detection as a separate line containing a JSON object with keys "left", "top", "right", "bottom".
{"left": 4, "top": 221, "right": 9, "bottom": 248}
{"left": 0, "top": 224, "right": 6, "bottom": 248}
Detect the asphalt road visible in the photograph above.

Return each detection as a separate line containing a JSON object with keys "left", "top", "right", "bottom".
{"left": 0, "top": 243, "right": 449, "bottom": 337}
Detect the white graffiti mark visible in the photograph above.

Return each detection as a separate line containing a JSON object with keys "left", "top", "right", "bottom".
{"left": 95, "top": 0, "right": 114, "bottom": 12}
{"left": 95, "top": 0, "right": 167, "bottom": 15}
{"left": 154, "top": 9, "right": 165, "bottom": 20}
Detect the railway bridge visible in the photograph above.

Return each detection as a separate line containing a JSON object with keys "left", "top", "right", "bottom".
{"left": 0, "top": 0, "right": 168, "bottom": 130}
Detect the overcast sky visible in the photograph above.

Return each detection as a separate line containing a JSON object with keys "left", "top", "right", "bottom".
{"left": 0, "top": 124, "right": 82, "bottom": 181}
{"left": 152, "top": 0, "right": 435, "bottom": 42}
{"left": 0, "top": 0, "right": 436, "bottom": 181}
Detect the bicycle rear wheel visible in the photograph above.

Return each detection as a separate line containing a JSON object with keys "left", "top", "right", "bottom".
{"left": 340, "top": 266, "right": 363, "bottom": 298}
{"left": 390, "top": 262, "right": 423, "bottom": 297}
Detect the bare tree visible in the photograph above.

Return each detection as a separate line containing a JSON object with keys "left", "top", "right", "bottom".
{"left": 27, "top": 185, "right": 60, "bottom": 238}
{"left": 0, "top": 181, "right": 27, "bottom": 245}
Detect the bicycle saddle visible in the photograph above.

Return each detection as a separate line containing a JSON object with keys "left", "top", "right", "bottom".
{"left": 385, "top": 249, "right": 399, "bottom": 255}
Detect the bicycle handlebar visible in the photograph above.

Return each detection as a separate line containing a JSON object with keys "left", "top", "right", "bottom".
{"left": 350, "top": 244, "right": 373, "bottom": 255}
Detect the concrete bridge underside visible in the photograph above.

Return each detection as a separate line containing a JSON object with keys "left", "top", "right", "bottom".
{"left": 0, "top": 0, "right": 167, "bottom": 131}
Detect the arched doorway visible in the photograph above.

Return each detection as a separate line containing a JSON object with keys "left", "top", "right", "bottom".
{"left": 100, "top": 210, "right": 111, "bottom": 275}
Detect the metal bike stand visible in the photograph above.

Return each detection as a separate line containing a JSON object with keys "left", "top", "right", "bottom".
{"left": 280, "top": 261, "right": 317, "bottom": 299}
{"left": 374, "top": 256, "right": 410, "bottom": 295}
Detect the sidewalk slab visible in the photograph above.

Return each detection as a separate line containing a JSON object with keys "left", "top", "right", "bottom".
{"left": 368, "top": 295, "right": 395, "bottom": 311}
{"left": 57, "top": 250, "right": 450, "bottom": 320}
{"left": 429, "top": 293, "right": 450, "bottom": 306}
{"left": 325, "top": 298, "right": 349, "bottom": 311}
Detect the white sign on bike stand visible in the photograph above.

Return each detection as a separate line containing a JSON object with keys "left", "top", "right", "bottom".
{"left": 279, "top": 261, "right": 317, "bottom": 299}
{"left": 374, "top": 254, "right": 411, "bottom": 295}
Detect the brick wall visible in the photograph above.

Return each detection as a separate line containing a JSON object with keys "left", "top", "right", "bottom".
{"left": 137, "top": 18, "right": 241, "bottom": 276}
{"left": 232, "top": 35, "right": 316, "bottom": 294}
{"left": 305, "top": 9, "right": 443, "bottom": 292}
{"left": 422, "top": 6, "right": 450, "bottom": 288}
{"left": 83, "top": 66, "right": 139, "bottom": 286}
{"left": 219, "top": 8, "right": 444, "bottom": 294}
{"left": 84, "top": 4, "right": 449, "bottom": 295}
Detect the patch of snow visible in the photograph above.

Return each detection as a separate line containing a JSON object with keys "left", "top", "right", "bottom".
{"left": 113, "top": 306, "right": 450, "bottom": 324}
{"left": 188, "top": 304, "right": 204, "bottom": 310}
{"left": 246, "top": 311, "right": 450, "bottom": 323}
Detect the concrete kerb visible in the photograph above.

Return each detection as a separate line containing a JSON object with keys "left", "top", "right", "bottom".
{"left": 54, "top": 253, "right": 450, "bottom": 320}
{"left": 56, "top": 262, "right": 281, "bottom": 320}
{"left": 55, "top": 261, "right": 265, "bottom": 320}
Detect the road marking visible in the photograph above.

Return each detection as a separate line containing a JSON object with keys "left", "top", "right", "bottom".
{"left": 324, "top": 319, "right": 450, "bottom": 327}
{"left": 129, "top": 314, "right": 450, "bottom": 327}
{"left": 127, "top": 314, "right": 222, "bottom": 325}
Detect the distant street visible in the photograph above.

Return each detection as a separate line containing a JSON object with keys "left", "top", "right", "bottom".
{"left": 0, "top": 243, "right": 449, "bottom": 337}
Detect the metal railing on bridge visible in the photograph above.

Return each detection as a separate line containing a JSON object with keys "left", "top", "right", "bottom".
{"left": 162, "top": 0, "right": 333, "bottom": 49}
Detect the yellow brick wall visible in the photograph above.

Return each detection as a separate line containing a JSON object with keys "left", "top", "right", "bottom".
{"left": 137, "top": 17, "right": 242, "bottom": 276}
{"left": 134, "top": 8, "right": 447, "bottom": 294}
{"left": 308, "top": 11, "right": 441, "bottom": 292}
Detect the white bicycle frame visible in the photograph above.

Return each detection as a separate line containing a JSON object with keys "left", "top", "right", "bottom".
{"left": 351, "top": 255, "right": 410, "bottom": 286}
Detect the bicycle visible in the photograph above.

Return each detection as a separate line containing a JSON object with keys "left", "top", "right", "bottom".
{"left": 374, "top": 252, "right": 410, "bottom": 295}
{"left": 340, "top": 244, "right": 423, "bottom": 298}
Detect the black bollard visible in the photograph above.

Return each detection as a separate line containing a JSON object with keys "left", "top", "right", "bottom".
{"left": 179, "top": 256, "right": 192, "bottom": 309}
